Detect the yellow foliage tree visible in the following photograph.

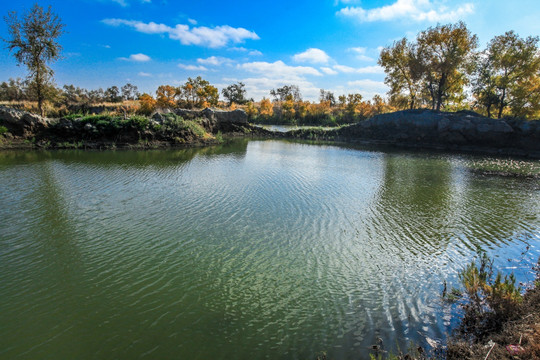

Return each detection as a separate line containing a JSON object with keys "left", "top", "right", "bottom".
{"left": 259, "top": 98, "right": 273, "bottom": 117}
{"left": 138, "top": 93, "right": 157, "bottom": 115}
{"left": 156, "top": 85, "right": 177, "bottom": 109}
{"left": 296, "top": 101, "right": 309, "bottom": 119}
{"left": 245, "top": 101, "right": 258, "bottom": 119}
{"left": 282, "top": 97, "right": 295, "bottom": 121}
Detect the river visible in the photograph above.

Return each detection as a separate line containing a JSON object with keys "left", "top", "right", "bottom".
{"left": 1, "top": 140, "right": 539, "bottom": 359}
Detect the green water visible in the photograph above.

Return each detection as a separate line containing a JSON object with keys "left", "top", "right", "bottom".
{"left": 1, "top": 140, "right": 539, "bottom": 359}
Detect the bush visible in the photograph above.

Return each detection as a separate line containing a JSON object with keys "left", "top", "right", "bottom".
{"left": 0, "top": 125, "right": 8, "bottom": 135}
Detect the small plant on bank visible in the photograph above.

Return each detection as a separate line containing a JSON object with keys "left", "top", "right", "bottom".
{"left": 0, "top": 125, "right": 8, "bottom": 136}
{"left": 215, "top": 131, "right": 224, "bottom": 143}
{"left": 450, "top": 253, "right": 523, "bottom": 342}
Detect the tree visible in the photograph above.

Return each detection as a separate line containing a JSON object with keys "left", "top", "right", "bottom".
{"left": 281, "top": 96, "right": 296, "bottom": 122}
{"left": 259, "top": 97, "right": 273, "bottom": 117}
{"left": 156, "top": 85, "right": 178, "bottom": 109}
{"left": 371, "top": 95, "right": 387, "bottom": 116}
{"left": 121, "top": 83, "right": 140, "bottom": 101}
{"left": 104, "top": 86, "right": 122, "bottom": 103}
{"left": 197, "top": 84, "right": 219, "bottom": 108}
{"left": 3, "top": 4, "right": 65, "bottom": 116}
{"left": 88, "top": 88, "right": 105, "bottom": 104}
{"left": 319, "top": 89, "right": 336, "bottom": 107}
{"left": 270, "top": 85, "right": 302, "bottom": 102}
{"left": 416, "top": 22, "right": 478, "bottom": 111}
{"left": 138, "top": 93, "right": 156, "bottom": 115}
{"left": 472, "top": 53, "right": 500, "bottom": 117}
{"left": 378, "top": 38, "right": 423, "bottom": 110}
{"left": 0, "top": 78, "right": 27, "bottom": 101}
{"left": 177, "top": 77, "right": 217, "bottom": 108}
{"left": 222, "top": 82, "right": 247, "bottom": 106}
{"left": 345, "top": 93, "right": 363, "bottom": 115}
{"left": 245, "top": 101, "right": 258, "bottom": 120}
{"left": 62, "top": 84, "right": 88, "bottom": 105}
{"left": 485, "top": 31, "right": 540, "bottom": 118}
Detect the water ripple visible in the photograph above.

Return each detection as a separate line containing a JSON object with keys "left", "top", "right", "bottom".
{"left": 0, "top": 143, "right": 539, "bottom": 359}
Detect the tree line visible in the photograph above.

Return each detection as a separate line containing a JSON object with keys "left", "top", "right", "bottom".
{"left": 2, "top": 4, "right": 539, "bottom": 122}
{"left": 0, "top": 79, "right": 141, "bottom": 104}
{"left": 379, "top": 21, "right": 540, "bottom": 119}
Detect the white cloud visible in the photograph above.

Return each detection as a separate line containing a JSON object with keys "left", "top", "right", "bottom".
{"left": 293, "top": 48, "right": 331, "bottom": 64}
{"left": 333, "top": 64, "right": 383, "bottom": 74}
{"left": 228, "top": 60, "right": 324, "bottom": 101}
{"left": 197, "top": 56, "right": 234, "bottom": 66}
{"left": 321, "top": 67, "right": 338, "bottom": 75}
{"left": 240, "top": 60, "right": 322, "bottom": 77}
{"left": 178, "top": 64, "right": 208, "bottom": 71}
{"left": 102, "top": 18, "right": 259, "bottom": 48}
{"left": 138, "top": 72, "right": 151, "bottom": 77}
{"left": 347, "top": 47, "right": 375, "bottom": 61}
{"left": 229, "top": 47, "right": 247, "bottom": 52}
{"left": 119, "top": 53, "right": 151, "bottom": 62}
{"left": 338, "top": 0, "right": 474, "bottom": 22}
{"left": 227, "top": 47, "right": 262, "bottom": 56}
{"left": 188, "top": 18, "right": 197, "bottom": 25}
{"left": 347, "top": 79, "right": 389, "bottom": 98}
{"left": 107, "top": 0, "right": 150, "bottom": 6}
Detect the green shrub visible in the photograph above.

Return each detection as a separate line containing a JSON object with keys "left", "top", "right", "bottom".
{"left": 184, "top": 120, "right": 206, "bottom": 138}
{"left": 215, "top": 131, "right": 223, "bottom": 143}
{"left": 62, "top": 113, "right": 84, "bottom": 121}
{"left": 0, "top": 125, "right": 8, "bottom": 136}
{"left": 127, "top": 115, "right": 149, "bottom": 130}
{"left": 458, "top": 253, "right": 522, "bottom": 312}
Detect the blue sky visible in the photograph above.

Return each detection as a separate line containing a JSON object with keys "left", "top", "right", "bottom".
{"left": 1, "top": 0, "right": 539, "bottom": 101}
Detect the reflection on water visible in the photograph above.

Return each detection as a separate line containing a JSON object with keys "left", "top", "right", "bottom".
{"left": 0, "top": 140, "right": 539, "bottom": 359}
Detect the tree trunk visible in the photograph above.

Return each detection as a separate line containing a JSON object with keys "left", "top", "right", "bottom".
{"left": 428, "top": 84, "right": 436, "bottom": 110}
{"left": 436, "top": 73, "right": 447, "bottom": 111}
{"left": 497, "top": 88, "right": 506, "bottom": 119}
{"left": 409, "top": 97, "right": 415, "bottom": 110}
{"left": 35, "top": 69, "right": 44, "bottom": 117}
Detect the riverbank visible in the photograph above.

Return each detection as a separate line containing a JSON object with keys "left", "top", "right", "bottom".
{"left": 446, "top": 282, "right": 540, "bottom": 359}
{"left": 1, "top": 106, "right": 539, "bottom": 158}
{"left": 285, "top": 110, "right": 540, "bottom": 159}
{"left": 0, "top": 106, "right": 275, "bottom": 150}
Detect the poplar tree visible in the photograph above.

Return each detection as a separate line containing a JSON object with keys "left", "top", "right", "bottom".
{"left": 4, "top": 4, "right": 65, "bottom": 116}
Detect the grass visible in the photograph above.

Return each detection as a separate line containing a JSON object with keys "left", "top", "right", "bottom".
{"left": 160, "top": 114, "right": 210, "bottom": 140}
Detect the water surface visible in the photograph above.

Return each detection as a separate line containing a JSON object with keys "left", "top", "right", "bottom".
{"left": 1, "top": 140, "right": 539, "bottom": 359}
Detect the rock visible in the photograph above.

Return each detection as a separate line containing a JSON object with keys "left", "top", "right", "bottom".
{"left": 213, "top": 109, "right": 248, "bottom": 124}
{"left": 332, "top": 109, "right": 540, "bottom": 153}
{"left": 84, "top": 123, "right": 95, "bottom": 131}
{"left": 174, "top": 108, "right": 248, "bottom": 125}
{"left": 57, "top": 118, "right": 74, "bottom": 130}
{"left": 0, "top": 105, "right": 51, "bottom": 136}
{"left": 152, "top": 112, "right": 166, "bottom": 124}
{"left": 476, "top": 121, "right": 513, "bottom": 134}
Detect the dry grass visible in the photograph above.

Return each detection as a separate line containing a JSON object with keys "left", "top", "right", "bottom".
{"left": 447, "top": 267, "right": 540, "bottom": 359}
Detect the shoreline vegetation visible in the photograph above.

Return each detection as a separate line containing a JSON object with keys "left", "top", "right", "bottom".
{"left": 1, "top": 105, "right": 539, "bottom": 161}
{"left": 360, "top": 255, "right": 540, "bottom": 360}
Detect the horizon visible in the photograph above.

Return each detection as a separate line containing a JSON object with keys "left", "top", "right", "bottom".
{"left": 1, "top": 0, "right": 539, "bottom": 102}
